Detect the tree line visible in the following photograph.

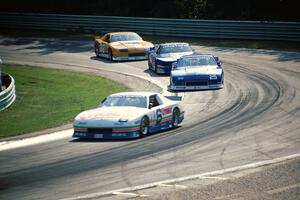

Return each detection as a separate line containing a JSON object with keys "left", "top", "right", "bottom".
{"left": 1, "top": 0, "right": 299, "bottom": 22}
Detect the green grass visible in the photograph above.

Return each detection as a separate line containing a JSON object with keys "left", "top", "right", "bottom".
{"left": 0, "top": 65, "right": 128, "bottom": 138}
{"left": 1, "top": 29, "right": 300, "bottom": 52}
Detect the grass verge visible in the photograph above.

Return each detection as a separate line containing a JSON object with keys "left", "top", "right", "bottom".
{"left": 0, "top": 65, "right": 128, "bottom": 138}
{"left": 1, "top": 29, "right": 300, "bottom": 52}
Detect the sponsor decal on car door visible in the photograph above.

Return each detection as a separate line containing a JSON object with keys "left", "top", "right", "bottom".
{"left": 155, "top": 106, "right": 172, "bottom": 125}
{"left": 156, "top": 108, "right": 162, "bottom": 124}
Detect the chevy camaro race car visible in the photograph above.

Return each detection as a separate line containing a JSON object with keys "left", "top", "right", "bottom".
{"left": 94, "top": 32, "right": 154, "bottom": 61}
{"left": 148, "top": 42, "right": 194, "bottom": 74}
{"left": 170, "top": 54, "right": 224, "bottom": 91}
{"left": 73, "top": 92, "right": 184, "bottom": 139}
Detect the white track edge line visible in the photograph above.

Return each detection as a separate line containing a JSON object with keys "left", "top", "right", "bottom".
{"left": 60, "top": 153, "right": 300, "bottom": 200}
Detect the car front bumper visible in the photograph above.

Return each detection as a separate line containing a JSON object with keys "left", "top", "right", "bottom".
{"left": 73, "top": 126, "right": 141, "bottom": 139}
{"left": 170, "top": 83, "right": 224, "bottom": 91}
{"left": 73, "top": 131, "right": 141, "bottom": 139}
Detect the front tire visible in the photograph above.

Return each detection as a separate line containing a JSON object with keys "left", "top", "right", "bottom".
{"left": 140, "top": 116, "right": 149, "bottom": 137}
{"left": 172, "top": 108, "right": 180, "bottom": 128}
{"left": 94, "top": 43, "right": 100, "bottom": 57}
{"left": 154, "top": 64, "right": 158, "bottom": 74}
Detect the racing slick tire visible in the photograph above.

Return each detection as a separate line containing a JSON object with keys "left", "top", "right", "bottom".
{"left": 154, "top": 64, "right": 159, "bottom": 74}
{"left": 148, "top": 56, "right": 152, "bottom": 69}
{"left": 172, "top": 108, "right": 180, "bottom": 128}
{"left": 94, "top": 43, "right": 100, "bottom": 57}
{"left": 140, "top": 116, "right": 150, "bottom": 137}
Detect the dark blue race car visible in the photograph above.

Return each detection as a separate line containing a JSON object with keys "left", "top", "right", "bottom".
{"left": 170, "top": 54, "right": 224, "bottom": 91}
{"left": 147, "top": 43, "right": 194, "bottom": 74}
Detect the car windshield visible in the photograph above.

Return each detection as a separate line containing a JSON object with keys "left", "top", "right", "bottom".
{"left": 110, "top": 34, "right": 143, "bottom": 42}
{"left": 158, "top": 44, "right": 192, "bottom": 54}
{"left": 176, "top": 56, "right": 217, "bottom": 69}
{"left": 100, "top": 96, "right": 147, "bottom": 108}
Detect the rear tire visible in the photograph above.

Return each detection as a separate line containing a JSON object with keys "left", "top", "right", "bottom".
{"left": 172, "top": 108, "right": 180, "bottom": 128}
{"left": 94, "top": 43, "right": 100, "bottom": 57}
{"left": 148, "top": 58, "right": 152, "bottom": 70}
{"left": 140, "top": 116, "right": 149, "bottom": 137}
{"left": 154, "top": 63, "right": 159, "bottom": 74}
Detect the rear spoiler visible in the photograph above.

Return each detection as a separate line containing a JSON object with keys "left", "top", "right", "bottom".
{"left": 164, "top": 96, "right": 182, "bottom": 101}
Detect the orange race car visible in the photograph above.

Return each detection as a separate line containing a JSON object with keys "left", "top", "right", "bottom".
{"left": 94, "top": 32, "right": 154, "bottom": 61}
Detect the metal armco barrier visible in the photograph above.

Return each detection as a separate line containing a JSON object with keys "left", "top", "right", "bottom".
{"left": 0, "top": 73, "right": 16, "bottom": 111}
{"left": 0, "top": 12, "right": 300, "bottom": 41}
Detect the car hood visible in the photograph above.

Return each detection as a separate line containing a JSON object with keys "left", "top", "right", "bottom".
{"left": 110, "top": 40, "right": 153, "bottom": 49}
{"left": 75, "top": 106, "right": 148, "bottom": 121}
{"left": 172, "top": 65, "right": 222, "bottom": 76}
{"left": 74, "top": 106, "right": 149, "bottom": 127}
{"left": 157, "top": 52, "right": 194, "bottom": 62}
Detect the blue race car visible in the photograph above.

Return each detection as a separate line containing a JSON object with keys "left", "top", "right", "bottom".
{"left": 170, "top": 54, "right": 224, "bottom": 91}
{"left": 148, "top": 43, "right": 194, "bottom": 74}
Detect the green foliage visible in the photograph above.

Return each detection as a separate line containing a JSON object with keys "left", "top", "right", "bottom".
{"left": 0, "top": 65, "right": 128, "bottom": 138}
{"left": 1, "top": 0, "right": 299, "bottom": 21}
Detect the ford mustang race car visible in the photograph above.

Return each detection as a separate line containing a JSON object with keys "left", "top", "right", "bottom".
{"left": 94, "top": 32, "right": 154, "bottom": 61}
{"left": 73, "top": 92, "right": 184, "bottom": 139}
{"left": 170, "top": 54, "right": 224, "bottom": 91}
{"left": 148, "top": 42, "right": 194, "bottom": 74}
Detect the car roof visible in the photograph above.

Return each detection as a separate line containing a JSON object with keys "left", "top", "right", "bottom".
{"left": 109, "top": 92, "right": 159, "bottom": 97}
{"left": 180, "top": 54, "right": 214, "bottom": 59}
{"left": 108, "top": 32, "right": 138, "bottom": 36}
{"left": 160, "top": 42, "right": 189, "bottom": 47}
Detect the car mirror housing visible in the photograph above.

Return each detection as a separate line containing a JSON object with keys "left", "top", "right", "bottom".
{"left": 172, "top": 62, "right": 177, "bottom": 70}
{"left": 217, "top": 61, "right": 223, "bottom": 66}
{"left": 148, "top": 102, "right": 154, "bottom": 109}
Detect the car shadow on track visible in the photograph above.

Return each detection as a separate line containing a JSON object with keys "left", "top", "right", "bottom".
{"left": 167, "top": 87, "right": 223, "bottom": 93}
{"left": 143, "top": 68, "right": 169, "bottom": 78}
{"left": 90, "top": 56, "right": 114, "bottom": 64}
{"left": 90, "top": 56, "right": 149, "bottom": 64}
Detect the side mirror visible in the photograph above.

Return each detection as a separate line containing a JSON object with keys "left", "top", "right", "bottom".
{"left": 214, "top": 56, "right": 222, "bottom": 66}
{"left": 101, "top": 98, "right": 106, "bottom": 103}
{"left": 172, "top": 62, "right": 177, "bottom": 70}
{"left": 148, "top": 102, "right": 154, "bottom": 109}
{"left": 217, "top": 61, "right": 223, "bottom": 66}
{"left": 99, "top": 98, "right": 107, "bottom": 107}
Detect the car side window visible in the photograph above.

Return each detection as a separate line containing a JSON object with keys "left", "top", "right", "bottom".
{"left": 149, "top": 95, "right": 160, "bottom": 108}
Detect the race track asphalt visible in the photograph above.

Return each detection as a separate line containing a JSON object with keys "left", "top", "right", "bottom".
{"left": 0, "top": 37, "right": 299, "bottom": 200}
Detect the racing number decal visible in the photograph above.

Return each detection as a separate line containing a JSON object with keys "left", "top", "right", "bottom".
{"left": 156, "top": 109, "right": 162, "bottom": 124}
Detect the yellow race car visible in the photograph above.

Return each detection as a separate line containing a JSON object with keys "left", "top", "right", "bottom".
{"left": 94, "top": 32, "right": 154, "bottom": 61}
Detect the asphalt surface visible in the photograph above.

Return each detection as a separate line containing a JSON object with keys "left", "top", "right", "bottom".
{"left": 135, "top": 158, "right": 300, "bottom": 200}
{"left": 0, "top": 37, "right": 299, "bottom": 200}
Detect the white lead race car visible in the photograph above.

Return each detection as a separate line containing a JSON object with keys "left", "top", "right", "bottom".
{"left": 73, "top": 92, "right": 184, "bottom": 139}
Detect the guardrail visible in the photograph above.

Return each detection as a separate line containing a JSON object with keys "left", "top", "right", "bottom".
{"left": 0, "top": 12, "right": 300, "bottom": 41}
{"left": 0, "top": 73, "right": 16, "bottom": 111}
